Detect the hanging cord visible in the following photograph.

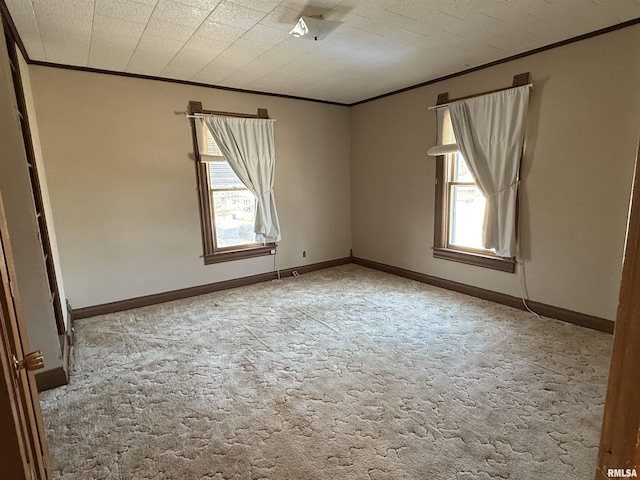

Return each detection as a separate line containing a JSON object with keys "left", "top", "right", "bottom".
{"left": 272, "top": 249, "right": 281, "bottom": 282}
{"left": 515, "top": 190, "right": 542, "bottom": 321}
{"left": 517, "top": 254, "right": 541, "bottom": 320}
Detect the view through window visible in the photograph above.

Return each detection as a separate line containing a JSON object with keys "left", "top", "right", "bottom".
{"left": 446, "top": 151, "right": 491, "bottom": 253}
{"left": 203, "top": 126, "right": 258, "bottom": 250}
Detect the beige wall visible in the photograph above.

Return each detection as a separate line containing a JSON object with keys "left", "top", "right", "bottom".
{"left": 26, "top": 25, "right": 640, "bottom": 320}
{"left": 351, "top": 25, "right": 640, "bottom": 320}
{"left": 0, "top": 22, "right": 62, "bottom": 372}
{"left": 29, "top": 67, "right": 352, "bottom": 309}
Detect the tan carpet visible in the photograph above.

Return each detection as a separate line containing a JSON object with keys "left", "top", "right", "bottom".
{"left": 40, "top": 264, "right": 612, "bottom": 479}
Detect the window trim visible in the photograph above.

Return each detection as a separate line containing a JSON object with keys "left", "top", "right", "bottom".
{"left": 433, "top": 152, "right": 516, "bottom": 273}
{"left": 188, "top": 101, "right": 276, "bottom": 264}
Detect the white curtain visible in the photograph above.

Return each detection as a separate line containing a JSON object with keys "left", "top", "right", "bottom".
{"left": 448, "top": 85, "right": 530, "bottom": 258}
{"left": 427, "top": 107, "right": 458, "bottom": 156}
{"left": 204, "top": 116, "right": 281, "bottom": 243}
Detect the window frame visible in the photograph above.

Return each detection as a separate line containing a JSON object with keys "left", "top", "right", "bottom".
{"left": 433, "top": 143, "right": 515, "bottom": 273}
{"left": 188, "top": 101, "right": 276, "bottom": 265}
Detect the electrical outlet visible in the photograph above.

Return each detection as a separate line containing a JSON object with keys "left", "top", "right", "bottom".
{"left": 303, "top": 250, "right": 306, "bottom": 258}
{"left": 270, "top": 249, "right": 276, "bottom": 255}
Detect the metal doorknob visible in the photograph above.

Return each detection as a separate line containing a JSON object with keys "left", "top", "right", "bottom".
{"left": 13, "top": 351, "right": 45, "bottom": 372}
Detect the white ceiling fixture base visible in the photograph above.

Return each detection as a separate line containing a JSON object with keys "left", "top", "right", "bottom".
{"left": 288, "top": 15, "right": 341, "bottom": 41}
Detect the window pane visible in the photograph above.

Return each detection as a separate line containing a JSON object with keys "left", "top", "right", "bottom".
{"left": 440, "top": 108, "right": 456, "bottom": 145}
{"left": 209, "top": 161, "right": 245, "bottom": 189}
{"left": 204, "top": 127, "right": 224, "bottom": 156}
{"left": 212, "top": 190, "right": 256, "bottom": 248}
{"left": 449, "top": 184, "right": 488, "bottom": 251}
{"left": 452, "top": 152, "right": 475, "bottom": 182}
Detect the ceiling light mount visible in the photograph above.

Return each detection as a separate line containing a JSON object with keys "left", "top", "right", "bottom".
{"left": 288, "top": 15, "right": 341, "bottom": 41}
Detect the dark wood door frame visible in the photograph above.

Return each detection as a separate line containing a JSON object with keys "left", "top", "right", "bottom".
{"left": 596, "top": 143, "right": 640, "bottom": 479}
{"left": 2, "top": 16, "right": 64, "bottom": 336}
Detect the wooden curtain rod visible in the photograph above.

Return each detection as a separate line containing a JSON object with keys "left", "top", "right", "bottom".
{"left": 186, "top": 101, "right": 269, "bottom": 119}
{"left": 428, "top": 72, "right": 531, "bottom": 110}
{"left": 185, "top": 111, "right": 269, "bottom": 119}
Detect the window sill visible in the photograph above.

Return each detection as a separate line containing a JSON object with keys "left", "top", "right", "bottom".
{"left": 433, "top": 247, "right": 515, "bottom": 273}
{"left": 204, "top": 244, "right": 276, "bottom": 265}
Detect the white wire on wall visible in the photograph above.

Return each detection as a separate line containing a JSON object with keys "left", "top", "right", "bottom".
{"left": 516, "top": 190, "right": 542, "bottom": 321}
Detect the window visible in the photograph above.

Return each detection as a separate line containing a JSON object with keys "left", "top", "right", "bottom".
{"left": 203, "top": 126, "right": 260, "bottom": 250}
{"left": 445, "top": 151, "right": 490, "bottom": 253}
{"left": 189, "top": 101, "right": 275, "bottom": 264}
{"left": 433, "top": 108, "right": 515, "bottom": 272}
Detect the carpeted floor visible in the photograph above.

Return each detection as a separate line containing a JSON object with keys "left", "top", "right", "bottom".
{"left": 40, "top": 264, "right": 613, "bottom": 479}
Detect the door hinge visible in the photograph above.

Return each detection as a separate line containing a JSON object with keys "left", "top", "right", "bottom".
{"left": 9, "top": 281, "right": 15, "bottom": 298}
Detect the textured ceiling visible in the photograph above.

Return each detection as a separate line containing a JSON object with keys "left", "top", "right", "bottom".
{"left": 4, "top": 0, "right": 640, "bottom": 104}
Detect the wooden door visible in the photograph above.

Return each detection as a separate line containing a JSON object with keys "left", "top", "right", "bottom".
{"left": 596, "top": 144, "right": 640, "bottom": 479}
{"left": 0, "top": 192, "right": 50, "bottom": 479}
